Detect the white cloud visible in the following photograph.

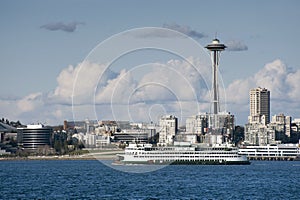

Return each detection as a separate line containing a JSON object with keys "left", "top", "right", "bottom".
{"left": 0, "top": 99, "right": 19, "bottom": 122}
{"left": 254, "top": 59, "right": 290, "bottom": 99}
{"left": 1, "top": 58, "right": 300, "bottom": 125}
{"left": 95, "top": 69, "right": 137, "bottom": 104}
{"left": 93, "top": 57, "right": 211, "bottom": 123}
{"left": 225, "top": 79, "right": 253, "bottom": 103}
{"left": 225, "top": 59, "right": 300, "bottom": 122}
{"left": 226, "top": 59, "right": 298, "bottom": 101}
{"left": 286, "top": 69, "right": 300, "bottom": 99}
{"left": 17, "top": 93, "right": 43, "bottom": 112}
{"left": 48, "top": 61, "right": 117, "bottom": 105}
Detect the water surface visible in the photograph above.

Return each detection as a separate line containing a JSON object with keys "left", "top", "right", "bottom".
{"left": 1, "top": 160, "right": 299, "bottom": 199}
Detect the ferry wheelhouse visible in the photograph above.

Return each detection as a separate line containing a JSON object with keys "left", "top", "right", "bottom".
{"left": 116, "top": 143, "right": 250, "bottom": 165}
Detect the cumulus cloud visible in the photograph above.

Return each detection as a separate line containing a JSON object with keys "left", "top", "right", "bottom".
{"left": 225, "top": 60, "right": 288, "bottom": 104}
{"left": 225, "top": 59, "right": 300, "bottom": 121}
{"left": 49, "top": 58, "right": 300, "bottom": 124}
{"left": 2, "top": 58, "right": 300, "bottom": 125}
{"left": 48, "top": 61, "right": 117, "bottom": 105}
{"left": 93, "top": 57, "right": 212, "bottom": 123}
{"left": 40, "top": 21, "right": 84, "bottom": 32}
{"left": 94, "top": 57, "right": 211, "bottom": 104}
{"left": 253, "top": 60, "right": 290, "bottom": 99}
{"left": 163, "top": 23, "right": 207, "bottom": 39}
{"left": 226, "top": 40, "right": 248, "bottom": 51}
{"left": 95, "top": 69, "right": 137, "bottom": 104}
{"left": 286, "top": 70, "right": 300, "bottom": 99}
{"left": 17, "top": 93, "right": 43, "bottom": 112}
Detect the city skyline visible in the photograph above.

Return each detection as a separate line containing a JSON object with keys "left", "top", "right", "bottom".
{"left": 1, "top": 1, "right": 300, "bottom": 125}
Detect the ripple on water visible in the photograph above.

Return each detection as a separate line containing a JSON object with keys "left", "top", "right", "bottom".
{"left": 0, "top": 160, "right": 299, "bottom": 199}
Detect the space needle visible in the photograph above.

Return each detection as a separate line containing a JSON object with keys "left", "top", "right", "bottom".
{"left": 205, "top": 38, "right": 226, "bottom": 115}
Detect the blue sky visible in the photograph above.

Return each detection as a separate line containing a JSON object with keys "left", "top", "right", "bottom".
{"left": 1, "top": 0, "right": 300, "bottom": 125}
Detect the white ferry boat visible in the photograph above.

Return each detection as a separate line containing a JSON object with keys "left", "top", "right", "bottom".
{"left": 238, "top": 144, "right": 300, "bottom": 160}
{"left": 116, "top": 143, "right": 250, "bottom": 165}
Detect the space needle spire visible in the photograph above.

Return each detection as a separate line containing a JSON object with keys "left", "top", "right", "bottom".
{"left": 205, "top": 38, "right": 226, "bottom": 114}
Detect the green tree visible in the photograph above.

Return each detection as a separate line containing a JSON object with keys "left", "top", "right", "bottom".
{"left": 54, "top": 140, "right": 62, "bottom": 154}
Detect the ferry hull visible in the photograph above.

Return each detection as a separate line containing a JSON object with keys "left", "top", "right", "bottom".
{"left": 118, "top": 155, "right": 250, "bottom": 165}
{"left": 119, "top": 160, "right": 250, "bottom": 165}
{"left": 169, "top": 160, "right": 250, "bottom": 165}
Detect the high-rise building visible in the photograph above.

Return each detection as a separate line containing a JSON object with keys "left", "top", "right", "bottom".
{"left": 158, "top": 115, "right": 178, "bottom": 145}
{"left": 185, "top": 112, "right": 234, "bottom": 144}
{"left": 249, "top": 87, "right": 270, "bottom": 124}
{"left": 186, "top": 114, "right": 208, "bottom": 135}
{"left": 269, "top": 114, "right": 291, "bottom": 141}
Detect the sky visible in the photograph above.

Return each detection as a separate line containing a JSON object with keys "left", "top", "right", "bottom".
{"left": 1, "top": 0, "right": 300, "bottom": 125}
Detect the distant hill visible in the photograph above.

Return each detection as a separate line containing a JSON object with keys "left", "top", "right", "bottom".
{"left": 0, "top": 122, "right": 18, "bottom": 132}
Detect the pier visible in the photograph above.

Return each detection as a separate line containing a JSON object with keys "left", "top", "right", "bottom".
{"left": 248, "top": 156, "right": 298, "bottom": 161}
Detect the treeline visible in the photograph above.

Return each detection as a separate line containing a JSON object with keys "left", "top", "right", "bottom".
{"left": 52, "top": 130, "right": 85, "bottom": 155}
{"left": 0, "top": 118, "right": 24, "bottom": 128}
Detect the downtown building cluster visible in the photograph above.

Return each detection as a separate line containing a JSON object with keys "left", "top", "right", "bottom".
{"left": 244, "top": 87, "right": 298, "bottom": 146}
{"left": 3, "top": 38, "right": 300, "bottom": 156}
{"left": 9, "top": 86, "right": 300, "bottom": 155}
{"left": 61, "top": 112, "right": 234, "bottom": 149}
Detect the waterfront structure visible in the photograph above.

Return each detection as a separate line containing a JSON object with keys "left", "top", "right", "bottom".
{"left": 0, "top": 149, "right": 10, "bottom": 155}
{"left": 158, "top": 115, "right": 178, "bottom": 146}
{"left": 250, "top": 87, "right": 270, "bottom": 124}
{"left": 86, "top": 133, "right": 97, "bottom": 147}
{"left": 95, "top": 136, "right": 111, "bottom": 147}
{"left": 205, "top": 38, "right": 226, "bottom": 115}
{"left": 116, "top": 142, "right": 250, "bottom": 165}
{"left": 17, "top": 124, "right": 53, "bottom": 152}
{"left": 239, "top": 144, "right": 300, "bottom": 160}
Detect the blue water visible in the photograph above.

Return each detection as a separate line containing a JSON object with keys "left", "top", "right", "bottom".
{"left": 1, "top": 160, "right": 300, "bottom": 199}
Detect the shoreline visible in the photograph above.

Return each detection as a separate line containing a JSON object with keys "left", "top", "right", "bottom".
{"left": 2, "top": 156, "right": 300, "bottom": 162}
{"left": 0, "top": 155, "right": 114, "bottom": 161}
{"left": 0, "top": 150, "right": 124, "bottom": 161}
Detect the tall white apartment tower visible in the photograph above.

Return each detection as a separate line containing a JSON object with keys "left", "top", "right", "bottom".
{"left": 158, "top": 115, "right": 178, "bottom": 146}
{"left": 250, "top": 87, "right": 270, "bottom": 124}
